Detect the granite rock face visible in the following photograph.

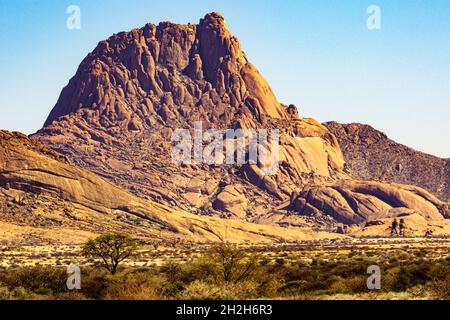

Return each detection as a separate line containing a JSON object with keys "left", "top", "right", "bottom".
{"left": 290, "top": 179, "right": 448, "bottom": 225}
{"left": 32, "top": 13, "right": 449, "bottom": 232}
{"left": 43, "top": 12, "right": 287, "bottom": 130}
{"left": 2, "top": 130, "right": 333, "bottom": 244}
{"left": 325, "top": 122, "right": 450, "bottom": 202}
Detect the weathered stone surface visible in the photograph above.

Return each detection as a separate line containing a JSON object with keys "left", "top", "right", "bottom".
{"left": 34, "top": 13, "right": 343, "bottom": 221}
{"left": 1, "top": 130, "right": 338, "bottom": 244}
{"left": 214, "top": 185, "right": 249, "bottom": 218}
{"left": 325, "top": 122, "right": 450, "bottom": 201}
{"left": 43, "top": 12, "right": 287, "bottom": 133}
{"left": 31, "top": 13, "right": 449, "bottom": 234}
{"left": 290, "top": 179, "right": 449, "bottom": 225}
{"left": 351, "top": 213, "right": 450, "bottom": 237}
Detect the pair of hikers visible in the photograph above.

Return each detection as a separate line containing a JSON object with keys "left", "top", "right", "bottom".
{"left": 390, "top": 218, "right": 406, "bottom": 236}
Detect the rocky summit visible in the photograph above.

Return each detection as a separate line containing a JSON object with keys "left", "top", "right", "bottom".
{"left": 30, "top": 12, "right": 449, "bottom": 236}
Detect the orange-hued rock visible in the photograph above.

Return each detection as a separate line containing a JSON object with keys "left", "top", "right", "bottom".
{"left": 31, "top": 13, "right": 449, "bottom": 236}
{"left": 213, "top": 185, "right": 249, "bottom": 218}
{"left": 325, "top": 121, "right": 450, "bottom": 202}
{"left": 0, "top": 130, "right": 343, "bottom": 244}
{"left": 350, "top": 213, "right": 450, "bottom": 237}
{"left": 43, "top": 12, "right": 287, "bottom": 131}
{"left": 33, "top": 13, "right": 342, "bottom": 221}
{"left": 290, "top": 179, "right": 449, "bottom": 225}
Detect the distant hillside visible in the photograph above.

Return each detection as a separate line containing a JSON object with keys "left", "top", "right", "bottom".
{"left": 325, "top": 122, "right": 450, "bottom": 202}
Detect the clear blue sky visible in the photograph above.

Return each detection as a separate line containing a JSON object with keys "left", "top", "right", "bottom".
{"left": 0, "top": 0, "right": 449, "bottom": 157}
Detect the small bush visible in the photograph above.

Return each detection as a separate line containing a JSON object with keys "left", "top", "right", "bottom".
{"left": 2, "top": 266, "right": 67, "bottom": 295}
{"left": 430, "top": 279, "right": 450, "bottom": 300}
{"left": 177, "top": 280, "right": 258, "bottom": 300}
{"left": 427, "top": 264, "right": 450, "bottom": 282}
{"left": 345, "top": 275, "right": 369, "bottom": 293}
{"left": 0, "top": 286, "right": 30, "bottom": 300}
{"left": 389, "top": 266, "right": 429, "bottom": 292}
{"left": 161, "top": 280, "right": 185, "bottom": 297}
{"left": 279, "top": 280, "right": 307, "bottom": 293}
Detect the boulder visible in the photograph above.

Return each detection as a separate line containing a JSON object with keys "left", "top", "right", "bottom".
{"left": 213, "top": 185, "right": 248, "bottom": 218}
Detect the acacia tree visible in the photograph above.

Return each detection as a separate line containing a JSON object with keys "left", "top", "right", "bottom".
{"left": 210, "top": 243, "right": 258, "bottom": 284}
{"left": 82, "top": 232, "right": 138, "bottom": 274}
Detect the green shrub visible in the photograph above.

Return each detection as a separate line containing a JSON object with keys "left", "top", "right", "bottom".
{"left": 250, "top": 268, "right": 283, "bottom": 298}
{"left": 345, "top": 275, "right": 369, "bottom": 293}
{"left": 159, "top": 262, "right": 183, "bottom": 283}
{"left": 161, "top": 280, "right": 185, "bottom": 297}
{"left": 427, "top": 264, "right": 450, "bottom": 281}
{"left": 209, "top": 244, "right": 259, "bottom": 284}
{"left": 328, "top": 276, "right": 349, "bottom": 294}
{"left": 279, "top": 280, "right": 308, "bottom": 294}
{"left": 389, "top": 265, "right": 430, "bottom": 292}
{"left": 102, "top": 275, "right": 163, "bottom": 300}
{"left": 176, "top": 258, "right": 217, "bottom": 284}
{"left": 78, "top": 268, "right": 110, "bottom": 299}
{"left": 0, "top": 286, "right": 30, "bottom": 300}
{"left": 2, "top": 266, "right": 67, "bottom": 295}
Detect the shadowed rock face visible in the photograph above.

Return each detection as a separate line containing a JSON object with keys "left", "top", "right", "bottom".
{"left": 325, "top": 122, "right": 450, "bottom": 202}
{"left": 32, "top": 13, "right": 449, "bottom": 231}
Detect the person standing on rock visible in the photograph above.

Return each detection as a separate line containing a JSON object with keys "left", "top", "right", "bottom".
{"left": 399, "top": 219, "right": 406, "bottom": 236}
{"left": 390, "top": 219, "right": 399, "bottom": 236}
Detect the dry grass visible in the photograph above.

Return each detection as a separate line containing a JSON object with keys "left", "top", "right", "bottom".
{"left": 0, "top": 238, "right": 448, "bottom": 300}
